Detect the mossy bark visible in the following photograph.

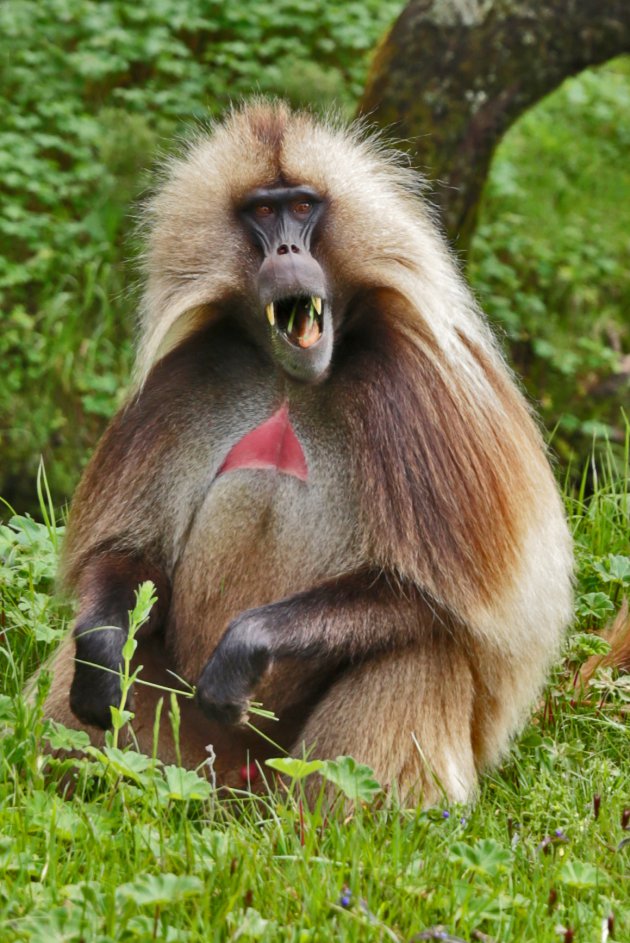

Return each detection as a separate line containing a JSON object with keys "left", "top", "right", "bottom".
{"left": 359, "top": 0, "right": 630, "bottom": 252}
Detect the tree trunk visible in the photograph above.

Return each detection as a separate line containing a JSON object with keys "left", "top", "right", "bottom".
{"left": 359, "top": 0, "right": 630, "bottom": 251}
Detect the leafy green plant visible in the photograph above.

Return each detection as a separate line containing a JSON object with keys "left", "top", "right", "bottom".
{"left": 266, "top": 754, "right": 382, "bottom": 805}
{"left": 0, "top": 474, "right": 66, "bottom": 690}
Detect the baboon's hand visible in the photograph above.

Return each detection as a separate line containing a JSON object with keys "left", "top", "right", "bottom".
{"left": 69, "top": 659, "right": 123, "bottom": 730}
{"left": 69, "top": 625, "right": 127, "bottom": 729}
{"left": 196, "top": 611, "right": 272, "bottom": 726}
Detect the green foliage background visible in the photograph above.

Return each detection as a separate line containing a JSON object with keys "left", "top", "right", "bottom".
{"left": 1, "top": 0, "right": 629, "bottom": 506}
{"left": 471, "top": 60, "right": 630, "bottom": 466}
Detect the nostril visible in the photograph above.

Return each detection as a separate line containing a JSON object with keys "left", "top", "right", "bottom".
{"left": 290, "top": 245, "right": 300, "bottom": 253}
{"left": 277, "top": 244, "right": 289, "bottom": 255}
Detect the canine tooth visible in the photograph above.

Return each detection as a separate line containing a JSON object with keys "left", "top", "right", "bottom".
{"left": 265, "top": 302, "right": 275, "bottom": 326}
{"left": 312, "top": 296, "right": 322, "bottom": 316}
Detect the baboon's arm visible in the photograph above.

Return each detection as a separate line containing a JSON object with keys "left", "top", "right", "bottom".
{"left": 196, "top": 570, "right": 441, "bottom": 725}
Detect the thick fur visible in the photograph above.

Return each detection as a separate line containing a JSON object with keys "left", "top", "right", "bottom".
{"left": 41, "top": 102, "right": 573, "bottom": 804}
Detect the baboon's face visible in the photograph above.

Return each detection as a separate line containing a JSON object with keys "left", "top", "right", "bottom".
{"left": 238, "top": 185, "right": 332, "bottom": 384}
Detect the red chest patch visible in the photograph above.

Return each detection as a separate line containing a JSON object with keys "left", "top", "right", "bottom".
{"left": 217, "top": 404, "right": 308, "bottom": 481}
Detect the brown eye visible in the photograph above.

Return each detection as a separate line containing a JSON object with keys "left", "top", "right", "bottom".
{"left": 293, "top": 201, "right": 312, "bottom": 215}
{"left": 254, "top": 204, "right": 274, "bottom": 218}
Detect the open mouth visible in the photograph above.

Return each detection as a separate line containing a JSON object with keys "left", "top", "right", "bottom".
{"left": 265, "top": 295, "right": 323, "bottom": 349}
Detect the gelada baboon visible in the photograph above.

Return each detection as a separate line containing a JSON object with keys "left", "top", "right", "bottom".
{"left": 42, "top": 101, "right": 573, "bottom": 803}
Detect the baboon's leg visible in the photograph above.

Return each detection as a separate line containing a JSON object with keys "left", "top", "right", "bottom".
{"left": 466, "top": 637, "right": 552, "bottom": 772}
{"left": 296, "top": 634, "right": 478, "bottom": 807}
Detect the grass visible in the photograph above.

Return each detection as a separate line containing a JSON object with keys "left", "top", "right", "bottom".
{"left": 0, "top": 436, "right": 629, "bottom": 943}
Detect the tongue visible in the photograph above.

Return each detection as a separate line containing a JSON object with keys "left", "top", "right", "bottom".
{"left": 291, "top": 310, "right": 321, "bottom": 349}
